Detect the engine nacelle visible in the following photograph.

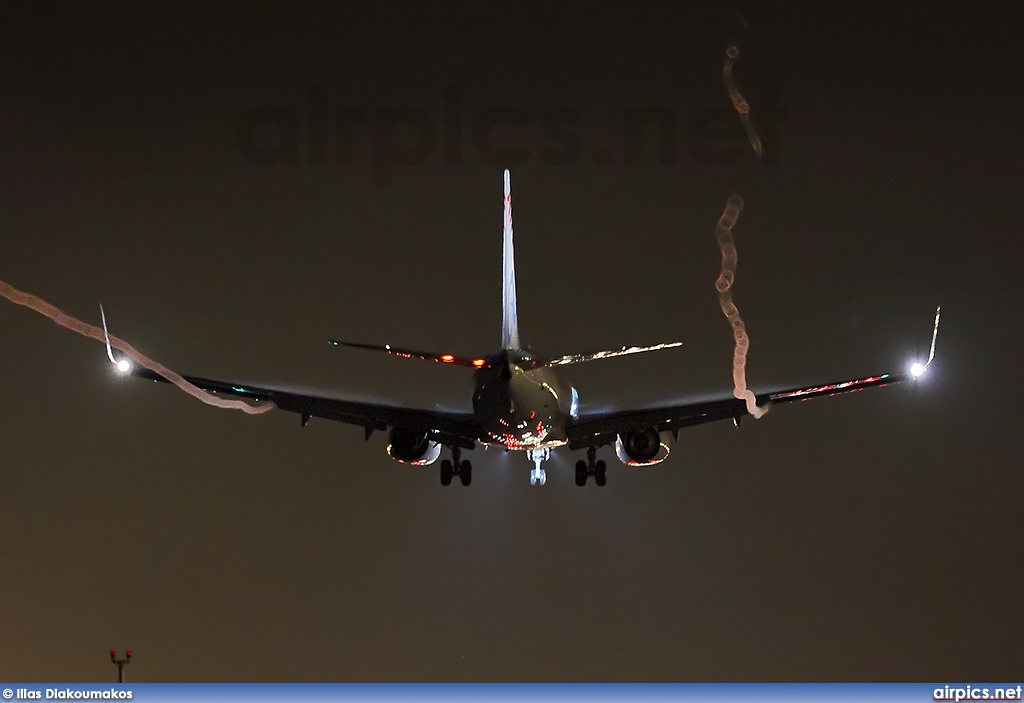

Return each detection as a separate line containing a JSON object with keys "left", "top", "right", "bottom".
{"left": 615, "top": 428, "right": 673, "bottom": 466}
{"left": 386, "top": 427, "right": 442, "bottom": 465}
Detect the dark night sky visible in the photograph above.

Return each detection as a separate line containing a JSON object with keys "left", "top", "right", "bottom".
{"left": 1, "top": 1, "right": 1022, "bottom": 682}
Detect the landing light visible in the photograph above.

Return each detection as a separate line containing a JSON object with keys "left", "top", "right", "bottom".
{"left": 116, "top": 359, "right": 131, "bottom": 374}
{"left": 910, "top": 362, "right": 925, "bottom": 378}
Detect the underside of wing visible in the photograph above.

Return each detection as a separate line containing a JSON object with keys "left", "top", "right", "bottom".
{"left": 130, "top": 367, "right": 481, "bottom": 448}
{"left": 567, "top": 370, "right": 910, "bottom": 450}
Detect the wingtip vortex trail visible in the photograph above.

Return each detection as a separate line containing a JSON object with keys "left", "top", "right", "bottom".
{"left": 714, "top": 197, "right": 767, "bottom": 419}
{"left": 722, "top": 43, "right": 763, "bottom": 157}
{"left": 1, "top": 279, "right": 273, "bottom": 415}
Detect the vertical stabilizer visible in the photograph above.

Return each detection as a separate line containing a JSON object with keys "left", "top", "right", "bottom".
{"left": 501, "top": 169, "right": 521, "bottom": 350}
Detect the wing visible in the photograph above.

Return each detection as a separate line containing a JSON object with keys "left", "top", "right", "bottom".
{"left": 566, "top": 370, "right": 908, "bottom": 450}
{"left": 130, "top": 367, "right": 480, "bottom": 448}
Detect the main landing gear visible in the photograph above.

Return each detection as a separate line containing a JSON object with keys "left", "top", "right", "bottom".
{"left": 575, "top": 446, "right": 607, "bottom": 487}
{"left": 440, "top": 445, "right": 472, "bottom": 487}
{"left": 527, "top": 448, "right": 549, "bottom": 485}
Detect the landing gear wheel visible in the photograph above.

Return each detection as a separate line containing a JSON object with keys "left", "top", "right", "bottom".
{"left": 594, "top": 460, "right": 607, "bottom": 487}
{"left": 575, "top": 460, "right": 588, "bottom": 486}
{"left": 459, "top": 460, "right": 473, "bottom": 486}
{"left": 527, "top": 448, "right": 549, "bottom": 486}
{"left": 440, "top": 459, "right": 453, "bottom": 486}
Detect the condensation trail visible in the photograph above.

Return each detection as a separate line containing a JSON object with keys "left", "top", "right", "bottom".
{"left": 723, "top": 44, "right": 763, "bottom": 158}
{"left": 0, "top": 279, "right": 273, "bottom": 415}
{"left": 714, "top": 196, "right": 767, "bottom": 418}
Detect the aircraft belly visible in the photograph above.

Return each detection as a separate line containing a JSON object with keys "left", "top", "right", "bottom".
{"left": 478, "top": 373, "right": 567, "bottom": 450}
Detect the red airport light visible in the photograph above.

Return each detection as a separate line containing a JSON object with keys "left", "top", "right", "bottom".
{"left": 109, "top": 647, "right": 131, "bottom": 683}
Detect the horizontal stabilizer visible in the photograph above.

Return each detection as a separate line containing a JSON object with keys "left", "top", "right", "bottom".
{"left": 330, "top": 339, "right": 490, "bottom": 369}
{"left": 546, "top": 341, "right": 683, "bottom": 367}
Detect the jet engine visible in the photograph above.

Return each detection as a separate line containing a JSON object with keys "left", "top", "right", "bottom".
{"left": 615, "top": 428, "right": 673, "bottom": 466}
{"left": 386, "top": 427, "right": 442, "bottom": 465}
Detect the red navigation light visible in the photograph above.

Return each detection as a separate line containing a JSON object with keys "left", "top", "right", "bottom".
{"left": 440, "top": 354, "right": 455, "bottom": 363}
{"left": 472, "top": 359, "right": 485, "bottom": 367}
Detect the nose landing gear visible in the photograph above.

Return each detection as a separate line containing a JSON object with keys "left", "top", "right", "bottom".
{"left": 527, "top": 448, "right": 549, "bottom": 485}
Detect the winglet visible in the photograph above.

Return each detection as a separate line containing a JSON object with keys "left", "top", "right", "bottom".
{"left": 926, "top": 305, "right": 941, "bottom": 367}
{"left": 99, "top": 304, "right": 131, "bottom": 374}
{"left": 99, "top": 303, "right": 116, "bottom": 363}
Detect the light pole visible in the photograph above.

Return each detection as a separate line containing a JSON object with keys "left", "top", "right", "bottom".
{"left": 109, "top": 649, "right": 132, "bottom": 683}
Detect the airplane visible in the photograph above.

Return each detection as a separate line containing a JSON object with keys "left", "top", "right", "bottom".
{"left": 121, "top": 170, "right": 941, "bottom": 487}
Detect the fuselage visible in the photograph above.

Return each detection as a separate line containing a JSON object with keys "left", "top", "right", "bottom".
{"left": 472, "top": 349, "right": 578, "bottom": 450}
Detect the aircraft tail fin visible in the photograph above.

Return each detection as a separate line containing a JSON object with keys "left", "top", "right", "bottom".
{"left": 501, "top": 169, "right": 521, "bottom": 350}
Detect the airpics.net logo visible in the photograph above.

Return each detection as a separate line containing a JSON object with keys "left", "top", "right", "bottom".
{"left": 236, "top": 85, "right": 784, "bottom": 184}
{"left": 934, "top": 685, "right": 1023, "bottom": 701}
